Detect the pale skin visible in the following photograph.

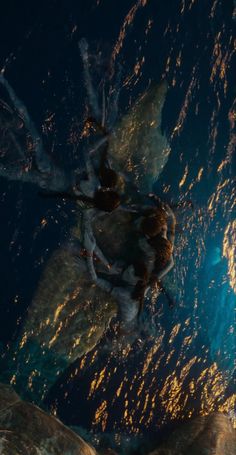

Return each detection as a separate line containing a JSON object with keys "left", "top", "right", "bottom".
{"left": 82, "top": 233, "right": 139, "bottom": 327}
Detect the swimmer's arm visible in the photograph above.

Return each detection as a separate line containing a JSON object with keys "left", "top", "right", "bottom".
{"left": 82, "top": 209, "right": 111, "bottom": 270}
{"left": 84, "top": 213, "right": 110, "bottom": 267}
{"left": 165, "top": 205, "right": 176, "bottom": 246}
{"left": 83, "top": 149, "right": 99, "bottom": 188}
{"left": 82, "top": 210, "right": 97, "bottom": 274}
{"left": 94, "top": 244, "right": 111, "bottom": 269}
{"left": 117, "top": 204, "right": 151, "bottom": 213}
{"left": 83, "top": 230, "right": 111, "bottom": 278}
{"left": 87, "top": 251, "right": 113, "bottom": 293}
{"left": 83, "top": 232, "right": 97, "bottom": 281}
{"left": 154, "top": 256, "right": 174, "bottom": 281}
{"left": 120, "top": 204, "right": 161, "bottom": 214}
{"left": 89, "top": 137, "right": 108, "bottom": 156}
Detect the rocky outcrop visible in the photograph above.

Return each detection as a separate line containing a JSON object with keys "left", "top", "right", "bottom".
{"left": 3, "top": 240, "right": 117, "bottom": 402}
{"left": 0, "top": 385, "right": 235, "bottom": 455}
{"left": 109, "top": 82, "right": 170, "bottom": 193}
{"left": 0, "top": 383, "right": 97, "bottom": 455}
{"left": 149, "top": 413, "right": 236, "bottom": 455}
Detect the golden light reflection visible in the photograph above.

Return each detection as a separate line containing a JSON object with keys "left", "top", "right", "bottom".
{"left": 179, "top": 165, "right": 188, "bottom": 188}
{"left": 93, "top": 400, "right": 108, "bottom": 431}
{"left": 111, "top": 0, "right": 148, "bottom": 67}
{"left": 82, "top": 339, "right": 235, "bottom": 433}
{"left": 172, "top": 67, "right": 197, "bottom": 137}
{"left": 5, "top": 0, "right": 235, "bottom": 437}
{"left": 223, "top": 220, "right": 236, "bottom": 293}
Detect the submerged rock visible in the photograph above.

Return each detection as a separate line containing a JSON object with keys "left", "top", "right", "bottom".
{"left": 0, "top": 383, "right": 97, "bottom": 455}
{"left": 0, "top": 388, "right": 234, "bottom": 455}
{"left": 109, "top": 82, "right": 170, "bottom": 193}
{"left": 149, "top": 413, "right": 236, "bottom": 455}
{"left": 6, "top": 241, "right": 117, "bottom": 402}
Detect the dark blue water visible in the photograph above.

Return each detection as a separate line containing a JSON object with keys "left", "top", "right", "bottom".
{"left": 0, "top": 0, "right": 235, "bottom": 452}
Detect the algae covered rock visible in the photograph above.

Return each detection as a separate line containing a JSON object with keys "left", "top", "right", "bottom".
{"left": 0, "top": 382, "right": 97, "bottom": 455}
{"left": 8, "top": 241, "right": 117, "bottom": 402}
{"left": 109, "top": 82, "right": 170, "bottom": 193}
{"left": 149, "top": 412, "right": 236, "bottom": 455}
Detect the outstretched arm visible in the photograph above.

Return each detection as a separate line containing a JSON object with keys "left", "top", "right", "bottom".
{"left": 0, "top": 74, "right": 51, "bottom": 174}
{"left": 0, "top": 75, "right": 71, "bottom": 192}
{"left": 164, "top": 204, "right": 176, "bottom": 247}
{"left": 82, "top": 209, "right": 111, "bottom": 272}
{"left": 79, "top": 38, "right": 101, "bottom": 121}
{"left": 155, "top": 255, "right": 174, "bottom": 281}
{"left": 82, "top": 231, "right": 113, "bottom": 292}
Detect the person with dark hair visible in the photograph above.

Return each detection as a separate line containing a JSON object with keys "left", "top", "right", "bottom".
{"left": 79, "top": 197, "right": 176, "bottom": 328}
{"left": 140, "top": 206, "right": 167, "bottom": 238}
{"left": 138, "top": 202, "right": 175, "bottom": 274}
{"left": 145, "top": 204, "right": 176, "bottom": 309}
{"left": 133, "top": 202, "right": 176, "bottom": 314}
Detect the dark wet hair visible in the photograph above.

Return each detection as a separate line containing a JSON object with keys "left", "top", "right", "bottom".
{"left": 141, "top": 208, "right": 167, "bottom": 238}
{"left": 149, "top": 234, "right": 172, "bottom": 270}
{"left": 99, "top": 166, "right": 119, "bottom": 189}
{"left": 133, "top": 259, "right": 148, "bottom": 282}
{"left": 93, "top": 188, "right": 121, "bottom": 212}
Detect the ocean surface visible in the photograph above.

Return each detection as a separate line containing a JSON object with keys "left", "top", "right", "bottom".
{"left": 0, "top": 0, "right": 235, "bottom": 453}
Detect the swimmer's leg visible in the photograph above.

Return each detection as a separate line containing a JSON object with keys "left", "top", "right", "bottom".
{"left": 0, "top": 74, "right": 51, "bottom": 174}
{"left": 79, "top": 38, "right": 101, "bottom": 121}
{"left": 88, "top": 136, "right": 108, "bottom": 157}
{"left": 0, "top": 75, "right": 72, "bottom": 191}
{"left": 0, "top": 157, "right": 72, "bottom": 192}
{"left": 107, "top": 62, "right": 122, "bottom": 128}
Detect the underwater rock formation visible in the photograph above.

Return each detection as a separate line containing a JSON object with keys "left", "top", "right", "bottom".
{"left": 0, "top": 382, "right": 97, "bottom": 455}
{"left": 7, "top": 239, "right": 117, "bottom": 402}
{"left": 109, "top": 82, "right": 170, "bottom": 193}
{"left": 149, "top": 412, "right": 236, "bottom": 455}
{"left": 0, "top": 384, "right": 235, "bottom": 455}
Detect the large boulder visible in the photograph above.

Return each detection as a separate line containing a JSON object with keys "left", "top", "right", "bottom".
{"left": 149, "top": 413, "right": 236, "bottom": 455}
{"left": 109, "top": 82, "right": 170, "bottom": 193}
{"left": 0, "top": 383, "right": 97, "bottom": 455}
{"left": 5, "top": 240, "right": 117, "bottom": 402}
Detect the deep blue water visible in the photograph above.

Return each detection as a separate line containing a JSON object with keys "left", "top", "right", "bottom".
{"left": 0, "top": 0, "right": 235, "bottom": 452}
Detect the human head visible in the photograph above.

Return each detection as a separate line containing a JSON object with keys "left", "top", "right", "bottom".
{"left": 141, "top": 208, "right": 167, "bottom": 238}
{"left": 94, "top": 188, "right": 121, "bottom": 212}
{"left": 99, "top": 166, "right": 119, "bottom": 189}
